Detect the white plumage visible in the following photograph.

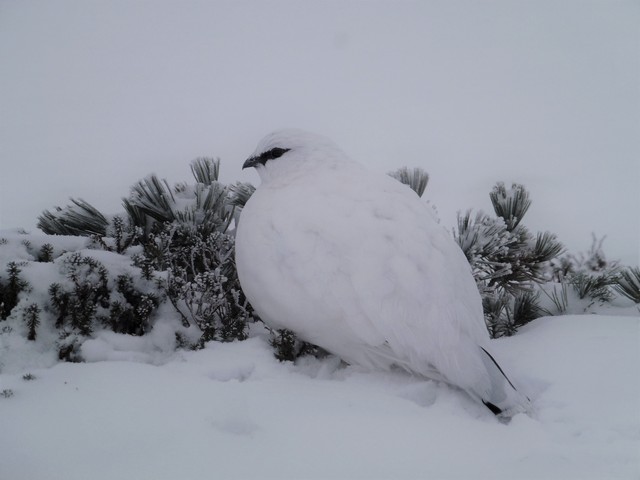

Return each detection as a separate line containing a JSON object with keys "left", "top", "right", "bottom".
{"left": 236, "top": 129, "right": 529, "bottom": 416}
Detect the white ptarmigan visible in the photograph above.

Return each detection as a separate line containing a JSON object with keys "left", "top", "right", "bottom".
{"left": 235, "top": 129, "right": 530, "bottom": 417}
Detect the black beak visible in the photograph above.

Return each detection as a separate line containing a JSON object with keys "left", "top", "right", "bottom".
{"left": 242, "top": 156, "right": 263, "bottom": 170}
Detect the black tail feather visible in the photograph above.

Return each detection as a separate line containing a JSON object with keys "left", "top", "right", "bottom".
{"left": 480, "top": 347, "right": 518, "bottom": 391}
{"left": 480, "top": 347, "right": 529, "bottom": 416}
{"left": 483, "top": 400, "right": 503, "bottom": 415}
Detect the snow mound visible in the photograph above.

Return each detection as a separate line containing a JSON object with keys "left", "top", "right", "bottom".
{"left": 0, "top": 314, "right": 638, "bottom": 480}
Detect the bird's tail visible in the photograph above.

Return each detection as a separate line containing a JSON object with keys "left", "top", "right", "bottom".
{"left": 478, "top": 347, "right": 531, "bottom": 418}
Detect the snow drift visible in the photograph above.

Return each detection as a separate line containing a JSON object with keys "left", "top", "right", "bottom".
{"left": 1, "top": 314, "right": 638, "bottom": 480}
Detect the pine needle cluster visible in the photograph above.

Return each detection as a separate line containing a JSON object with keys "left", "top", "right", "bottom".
{"left": 547, "top": 234, "right": 629, "bottom": 311}
{"left": 615, "top": 267, "right": 640, "bottom": 303}
{"left": 388, "top": 167, "right": 430, "bottom": 198}
{"left": 455, "top": 183, "right": 564, "bottom": 337}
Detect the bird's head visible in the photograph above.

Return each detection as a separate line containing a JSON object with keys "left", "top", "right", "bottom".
{"left": 243, "top": 129, "right": 347, "bottom": 183}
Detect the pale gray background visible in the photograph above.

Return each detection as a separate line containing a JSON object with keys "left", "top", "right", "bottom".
{"left": 1, "top": 0, "right": 638, "bottom": 265}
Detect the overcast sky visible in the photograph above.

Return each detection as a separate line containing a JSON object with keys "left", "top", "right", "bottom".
{"left": 1, "top": 0, "right": 638, "bottom": 265}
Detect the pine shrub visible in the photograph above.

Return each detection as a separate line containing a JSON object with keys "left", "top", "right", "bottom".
{"left": 46, "top": 254, "right": 161, "bottom": 345}
{"left": 190, "top": 156, "right": 220, "bottom": 185}
{"left": 38, "top": 243, "right": 55, "bottom": 262}
{"left": 102, "top": 215, "right": 139, "bottom": 253}
{"left": 548, "top": 234, "right": 621, "bottom": 309}
{"left": 33, "top": 157, "right": 261, "bottom": 350}
{"left": 48, "top": 253, "right": 110, "bottom": 335}
{"left": 38, "top": 198, "right": 109, "bottom": 237}
{"left": 455, "top": 183, "right": 563, "bottom": 337}
{"left": 57, "top": 330, "right": 83, "bottom": 362}
{"left": 162, "top": 225, "right": 254, "bottom": 344}
{"left": 269, "top": 328, "right": 323, "bottom": 362}
{"left": 512, "top": 291, "right": 544, "bottom": 329}
{"left": 388, "top": 167, "right": 430, "bottom": 197}
{"left": 106, "top": 274, "right": 159, "bottom": 335}
{"left": 489, "top": 182, "right": 531, "bottom": 231}
{"left": 270, "top": 329, "right": 298, "bottom": 362}
{"left": 122, "top": 158, "right": 258, "bottom": 346}
{"left": 570, "top": 272, "right": 616, "bottom": 303}
{"left": 23, "top": 303, "right": 40, "bottom": 341}
{"left": 1, "top": 262, "right": 30, "bottom": 320}
{"left": 614, "top": 266, "right": 640, "bottom": 303}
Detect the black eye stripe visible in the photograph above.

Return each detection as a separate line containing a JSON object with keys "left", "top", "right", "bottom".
{"left": 260, "top": 147, "right": 290, "bottom": 162}
{"left": 243, "top": 147, "right": 291, "bottom": 170}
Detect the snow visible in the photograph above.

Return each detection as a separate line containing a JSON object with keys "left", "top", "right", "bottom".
{"left": 0, "top": 229, "right": 90, "bottom": 266}
{"left": 1, "top": 315, "right": 638, "bottom": 480}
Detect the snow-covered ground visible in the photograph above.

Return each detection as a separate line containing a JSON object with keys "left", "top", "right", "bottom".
{"left": 1, "top": 313, "right": 638, "bottom": 480}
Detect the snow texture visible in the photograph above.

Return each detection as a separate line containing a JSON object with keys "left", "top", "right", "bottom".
{"left": 0, "top": 315, "right": 638, "bottom": 480}
{"left": 235, "top": 130, "right": 529, "bottom": 415}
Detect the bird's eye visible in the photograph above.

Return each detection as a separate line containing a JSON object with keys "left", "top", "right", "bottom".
{"left": 261, "top": 147, "right": 290, "bottom": 162}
